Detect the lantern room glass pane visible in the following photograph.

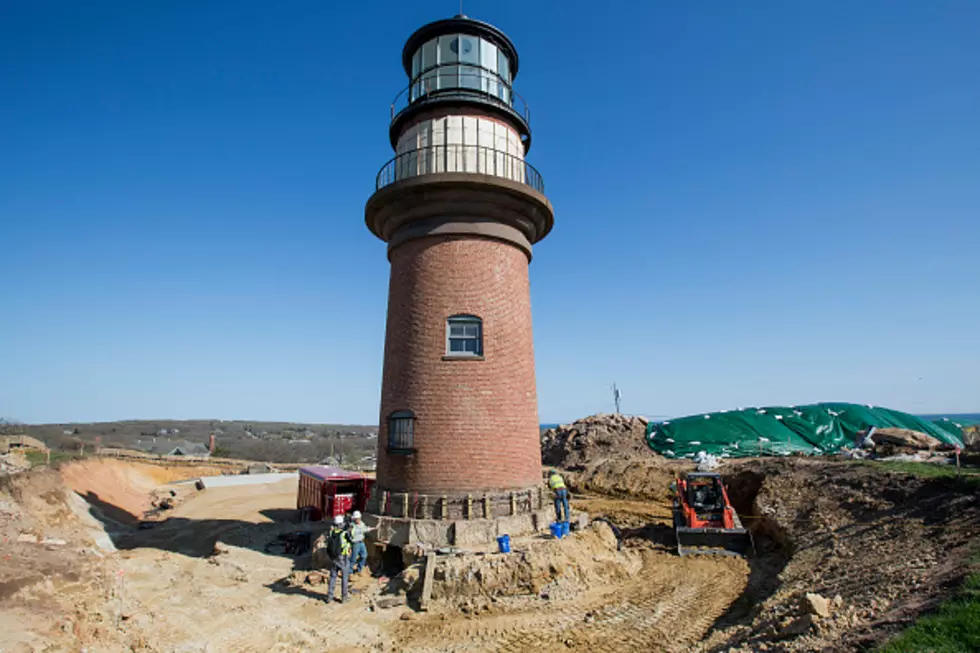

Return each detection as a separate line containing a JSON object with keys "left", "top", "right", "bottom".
{"left": 419, "top": 39, "right": 437, "bottom": 97}
{"left": 497, "top": 51, "right": 511, "bottom": 103}
{"left": 421, "top": 39, "right": 437, "bottom": 70}
{"left": 481, "top": 40, "right": 498, "bottom": 96}
{"left": 497, "top": 50, "right": 511, "bottom": 84}
{"left": 480, "top": 40, "right": 497, "bottom": 73}
{"left": 439, "top": 35, "right": 458, "bottom": 65}
{"left": 460, "top": 64, "right": 481, "bottom": 90}
{"left": 458, "top": 35, "right": 478, "bottom": 64}
{"left": 437, "top": 65, "right": 457, "bottom": 91}
{"left": 411, "top": 50, "right": 422, "bottom": 100}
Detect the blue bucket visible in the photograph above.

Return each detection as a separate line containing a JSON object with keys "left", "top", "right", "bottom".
{"left": 496, "top": 535, "right": 511, "bottom": 553}
{"left": 549, "top": 522, "right": 563, "bottom": 539}
{"left": 561, "top": 521, "right": 570, "bottom": 537}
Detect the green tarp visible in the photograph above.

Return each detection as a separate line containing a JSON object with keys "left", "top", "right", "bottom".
{"left": 645, "top": 403, "right": 965, "bottom": 459}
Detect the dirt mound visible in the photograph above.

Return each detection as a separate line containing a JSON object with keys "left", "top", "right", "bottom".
{"left": 395, "top": 530, "right": 749, "bottom": 653}
{"left": 541, "top": 414, "right": 654, "bottom": 468}
{"left": 0, "top": 451, "right": 30, "bottom": 476}
{"left": 567, "top": 457, "right": 687, "bottom": 501}
{"left": 431, "top": 522, "right": 636, "bottom": 603}
{"left": 698, "top": 459, "right": 980, "bottom": 652}
{"left": 0, "top": 468, "right": 124, "bottom": 652}
{"left": 871, "top": 427, "right": 942, "bottom": 450}
{"left": 60, "top": 458, "right": 222, "bottom": 523}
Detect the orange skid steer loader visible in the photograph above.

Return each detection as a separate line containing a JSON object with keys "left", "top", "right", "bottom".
{"left": 672, "top": 472, "right": 753, "bottom": 557}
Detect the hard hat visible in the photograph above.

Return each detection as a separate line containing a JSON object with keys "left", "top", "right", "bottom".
{"left": 333, "top": 515, "right": 344, "bottom": 525}
{"left": 352, "top": 510, "right": 362, "bottom": 519}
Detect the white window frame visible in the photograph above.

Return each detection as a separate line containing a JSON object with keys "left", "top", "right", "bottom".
{"left": 446, "top": 314, "right": 483, "bottom": 357}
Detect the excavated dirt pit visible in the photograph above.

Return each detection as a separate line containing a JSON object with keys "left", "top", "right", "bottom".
{"left": 1, "top": 456, "right": 977, "bottom": 652}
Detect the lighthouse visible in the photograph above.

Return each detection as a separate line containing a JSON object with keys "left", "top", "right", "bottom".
{"left": 365, "top": 15, "right": 554, "bottom": 546}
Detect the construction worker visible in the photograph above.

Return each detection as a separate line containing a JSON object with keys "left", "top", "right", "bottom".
{"left": 349, "top": 510, "right": 376, "bottom": 574}
{"left": 326, "top": 515, "right": 353, "bottom": 603}
{"left": 548, "top": 469, "right": 570, "bottom": 523}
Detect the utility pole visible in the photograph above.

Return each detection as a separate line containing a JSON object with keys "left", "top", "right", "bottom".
{"left": 613, "top": 383, "right": 622, "bottom": 414}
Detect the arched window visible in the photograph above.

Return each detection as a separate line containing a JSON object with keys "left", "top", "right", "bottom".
{"left": 388, "top": 410, "right": 416, "bottom": 452}
{"left": 446, "top": 315, "right": 483, "bottom": 357}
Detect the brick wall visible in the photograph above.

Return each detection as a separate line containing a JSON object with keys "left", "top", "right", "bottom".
{"left": 376, "top": 235, "right": 541, "bottom": 494}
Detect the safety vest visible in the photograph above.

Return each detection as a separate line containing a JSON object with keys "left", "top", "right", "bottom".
{"left": 330, "top": 527, "right": 352, "bottom": 557}
{"left": 548, "top": 473, "right": 566, "bottom": 491}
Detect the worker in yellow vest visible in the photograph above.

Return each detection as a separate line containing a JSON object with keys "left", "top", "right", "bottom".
{"left": 326, "top": 515, "right": 354, "bottom": 603}
{"left": 548, "top": 469, "right": 570, "bottom": 523}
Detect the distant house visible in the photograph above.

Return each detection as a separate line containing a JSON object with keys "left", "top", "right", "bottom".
{"left": 133, "top": 439, "right": 210, "bottom": 457}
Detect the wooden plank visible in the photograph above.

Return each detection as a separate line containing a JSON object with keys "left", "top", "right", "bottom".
{"left": 419, "top": 552, "right": 436, "bottom": 611}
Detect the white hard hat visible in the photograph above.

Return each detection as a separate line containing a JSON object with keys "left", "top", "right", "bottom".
{"left": 352, "top": 511, "right": 362, "bottom": 519}
{"left": 333, "top": 515, "right": 344, "bottom": 525}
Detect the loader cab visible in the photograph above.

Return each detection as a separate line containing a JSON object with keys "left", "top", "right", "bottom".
{"left": 674, "top": 472, "right": 754, "bottom": 558}
{"left": 685, "top": 473, "right": 726, "bottom": 516}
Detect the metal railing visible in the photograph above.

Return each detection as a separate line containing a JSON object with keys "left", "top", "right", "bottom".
{"left": 390, "top": 64, "right": 530, "bottom": 126}
{"left": 375, "top": 144, "right": 545, "bottom": 193}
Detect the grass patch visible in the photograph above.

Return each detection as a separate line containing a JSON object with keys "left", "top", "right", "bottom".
{"left": 879, "top": 566, "right": 980, "bottom": 652}
{"left": 856, "top": 459, "right": 980, "bottom": 485}
{"left": 23, "top": 450, "right": 87, "bottom": 468}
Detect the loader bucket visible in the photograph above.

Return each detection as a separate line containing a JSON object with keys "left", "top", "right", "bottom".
{"left": 675, "top": 526, "right": 754, "bottom": 558}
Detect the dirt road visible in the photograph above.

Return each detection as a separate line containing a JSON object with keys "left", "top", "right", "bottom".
{"left": 119, "top": 477, "right": 298, "bottom": 555}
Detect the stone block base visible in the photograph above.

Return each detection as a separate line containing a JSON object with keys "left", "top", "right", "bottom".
{"left": 365, "top": 508, "right": 554, "bottom": 548}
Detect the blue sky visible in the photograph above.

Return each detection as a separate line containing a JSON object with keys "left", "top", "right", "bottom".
{"left": 1, "top": 0, "right": 978, "bottom": 425}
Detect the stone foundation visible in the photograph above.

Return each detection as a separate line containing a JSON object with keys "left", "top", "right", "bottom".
{"left": 365, "top": 484, "right": 546, "bottom": 521}
{"left": 364, "top": 507, "right": 554, "bottom": 548}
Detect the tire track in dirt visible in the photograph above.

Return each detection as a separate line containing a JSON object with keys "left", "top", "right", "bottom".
{"left": 394, "top": 549, "right": 747, "bottom": 653}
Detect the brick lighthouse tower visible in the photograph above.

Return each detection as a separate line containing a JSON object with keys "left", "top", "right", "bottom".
{"left": 365, "top": 15, "right": 554, "bottom": 546}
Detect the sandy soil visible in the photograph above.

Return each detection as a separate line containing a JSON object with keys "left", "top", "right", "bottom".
{"left": 61, "top": 458, "right": 229, "bottom": 523}
{"left": 3, "top": 454, "right": 979, "bottom": 652}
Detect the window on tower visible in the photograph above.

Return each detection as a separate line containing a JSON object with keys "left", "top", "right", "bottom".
{"left": 387, "top": 410, "right": 416, "bottom": 452}
{"left": 446, "top": 315, "right": 483, "bottom": 357}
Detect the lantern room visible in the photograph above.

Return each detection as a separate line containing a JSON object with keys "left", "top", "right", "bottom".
{"left": 388, "top": 15, "right": 531, "bottom": 153}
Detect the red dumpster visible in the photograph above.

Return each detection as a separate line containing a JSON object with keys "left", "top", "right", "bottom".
{"left": 297, "top": 466, "right": 374, "bottom": 521}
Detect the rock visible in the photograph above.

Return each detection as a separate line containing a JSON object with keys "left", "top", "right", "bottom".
{"left": 395, "top": 564, "right": 422, "bottom": 595}
{"left": 778, "top": 614, "right": 815, "bottom": 638}
{"left": 871, "top": 428, "right": 942, "bottom": 451}
{"left": 399, "top": 611, "right": 416, "bottom": 621}
{"left": 375, "top": 596, "right": 407, "bottom": 609}
{"left": 804, "top": 592, "right": 832, "bottom": 618}
{"left": 16, "top": 533, "right": 38, "bottom": 544}
{"left": 306, "top": 572, "right": 326, "bottom": 585}
{"left": 212, "top": 542, "right": 230, "bottom": 556}
{"left": 41, "top": 538, "right": 67, "bottom": 546}
{"left": 832, "top": 594, "right": 844, "bottom": 608}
